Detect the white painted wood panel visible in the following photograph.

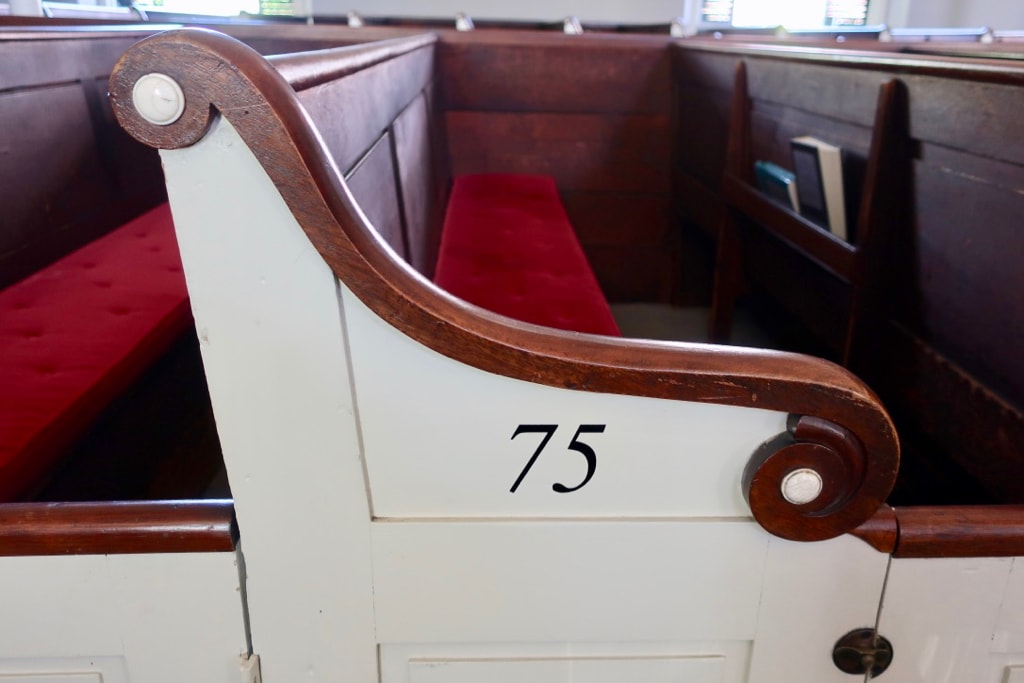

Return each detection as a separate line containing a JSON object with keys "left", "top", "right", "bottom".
{"left": 407, "top": 655, "right": 725, "bottom": 683}
{"left": 1006, "top": 666, "right": 1024, "bottom": 683}
{"left": 342, "top": 291, "right": 786, "bottom": 520}
{"left": 748, "top": 535, "right": 890, "bottom": 683}
{"left": 878, "top": 556, "right": 1017, "bottom": 683}
{"left": 0, "top": 675, "right": 101, "bottom": 683}
{"left": 382, "top": 642, "right": 751, "bottom": 683}
{"left": 160, "top": 117, "right": 377, "bottom": 683}
{"left": 0, "top": 552, "right": 245, "bottom": 683}
{"left": 994, "top": 559, "right": 1024, "bottom": 653}
{"left": 371, "top": 520, "right": 768, "bottom": 643}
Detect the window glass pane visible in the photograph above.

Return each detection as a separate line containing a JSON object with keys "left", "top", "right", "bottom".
{"left": 702, "top": 0, "right": 868, "bottom": 28}
{"left": 825, "top": 0, "right": 869, "bottom": 25}
{"left": 258, "top": 0, "right": 292, "bottom": 14}
{"left": 701, "top": 0, "right": 734, "bottom": 23}
{"left": 134, "top": 0, "right": 262, "bottom": 16}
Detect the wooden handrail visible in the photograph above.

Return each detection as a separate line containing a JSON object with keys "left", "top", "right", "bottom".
{"left": 110, "top": 28, "right": 900, "bottom": 543}
{"left": 674, "top": 38, "right": 1024, "bottom": 86}
{"left": 0, "top": 500, "right": 237, "bottom": 556}
{"left": 894, "top": 505, "right": 1024, "bottom": 558}
{"left": 851, "top": 503, "right": 1024, "bottom": 558}
{"left": 267, "top": 32, "right": 436, "bottom": 91}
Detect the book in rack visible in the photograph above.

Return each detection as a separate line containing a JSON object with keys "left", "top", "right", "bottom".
{"left": 790, "top": 136, "right": 847, "bottom": 240}
{"left": 754, "top": 160, "right": 800, "bottom": 213}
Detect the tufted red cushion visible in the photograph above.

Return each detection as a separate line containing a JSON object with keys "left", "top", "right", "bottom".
{"left": 434, "top": 174, "right": 620, "bottom": 337}
{"left": 0, "top": 203, "right": 190, "bottom": 501}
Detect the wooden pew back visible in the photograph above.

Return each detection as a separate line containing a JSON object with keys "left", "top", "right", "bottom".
{"left": 672, "top": 39, "right": 1024, "bottom": 502}
{"left": 274, "top": 33, "right": 449, "bottom": 276}
{"left": 0, "top": 26, "right": 166, "bottom": 289}
{"left": 440, "top": 30, "right": 677, "bottom": 301}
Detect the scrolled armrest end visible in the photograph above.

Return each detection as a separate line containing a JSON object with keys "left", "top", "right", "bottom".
{"left": 744, "top": 414, "right": 896, "bottom": 542}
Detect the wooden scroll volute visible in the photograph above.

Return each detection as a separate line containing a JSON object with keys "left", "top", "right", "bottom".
{"left": 743, "top": 414, "right": 886, "bottom": 542}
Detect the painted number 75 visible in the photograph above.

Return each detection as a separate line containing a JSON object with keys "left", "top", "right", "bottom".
{"left": 509, "top": 424, "right": 606, "bottom": 494}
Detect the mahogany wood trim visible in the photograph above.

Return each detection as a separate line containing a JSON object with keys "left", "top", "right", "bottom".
{"left": 439, "top": 28, "right": 672, "bottom": 49}
{"left": 842, "top": 78, "right": 908, "bottom": 374}
{"left": 673, "top": 39, "right": 1024, "bottom": 87}
{"left": 893, "top": 505, "right": 1024, "bottom": 558}
{"left": 723, "top": 61, "right": 750, "bottom": 181}
{"left": 849, "top": 503, "right": 898, "bottom": 553}
{"left": 743, "top": 415, "right": 871, "bottom": 542}
{"left": 848, "top": 504, "right": 1024, "bottom": 557}
{"left": 882, "top": 324, "right": 1024, "bottom": 502}
{"left": 672, "top": 171, "right": 722, "bottom": 237}
{"left": 267, "top": 33, "right": 436, "bottom": 92}
{"left": 708, "top": 61, "right": 749, "bottom": 342}
{"left": 0, "top": 500, "right": 237, "bottom": 556}
{"left": 721, "top": 173, "right": 857, "bottom": 279}
{"left": 110, "top": 29, "right": 900, "bottom": 543}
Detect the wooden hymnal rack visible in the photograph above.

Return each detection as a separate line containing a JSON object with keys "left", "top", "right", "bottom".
{"left": 709, "top": 60, "right": 910, "bottom": 374}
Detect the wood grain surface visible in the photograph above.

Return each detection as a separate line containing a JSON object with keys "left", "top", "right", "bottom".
{"left": 0, "top": 499, "right": 237, "bottom": 555}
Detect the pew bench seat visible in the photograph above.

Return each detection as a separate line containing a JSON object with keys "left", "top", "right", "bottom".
{"left": 433, "top": 174, "right": 621, "bottom": 337}
{"left": 0, "top": 203, "right": 189, "bottom": 501}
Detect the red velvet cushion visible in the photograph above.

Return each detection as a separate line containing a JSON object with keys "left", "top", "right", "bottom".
{"left": 434, "top": 174, "right": 620, "bottom": 337}
{"left": 0, "top": 203, "right": 190, "bottom": 501}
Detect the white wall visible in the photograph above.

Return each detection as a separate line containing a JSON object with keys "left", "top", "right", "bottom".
{"left": 903, "top": 0, "right": 1024, "bottom": 29}
{"left": 316, "top": 0, "right": 685, "bottom": 22}
{"left": 312, "top": 0, "right": 1024, "bottom": 29}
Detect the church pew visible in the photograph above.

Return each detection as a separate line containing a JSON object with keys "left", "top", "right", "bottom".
{"left": 104, "top": 27, "right": 1024, "bottom": 683}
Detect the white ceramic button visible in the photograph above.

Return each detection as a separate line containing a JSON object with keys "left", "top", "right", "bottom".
{"left": 781, "top": 468, "right": 824, "bottom": 505}
{"left": 132, "top": 73, "right": 185, "bottom": 126}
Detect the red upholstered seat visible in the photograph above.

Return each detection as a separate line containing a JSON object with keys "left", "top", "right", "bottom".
{"left": 0, "top": 203, "right": 190, "bottom": 501}
{"left": 434, "top": 174, "right": 621, "bottom": 337}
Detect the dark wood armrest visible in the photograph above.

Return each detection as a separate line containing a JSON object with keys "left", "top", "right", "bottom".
{"left": 0, "top": 499, "right": 237, "bottom": 556}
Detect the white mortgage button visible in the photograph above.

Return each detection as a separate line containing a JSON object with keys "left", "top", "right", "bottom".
{"left": 781, "top": 468, "right": 823, "bottom": 505}
{"left": 132, "top": 73, "right": 186, "bottom": 126}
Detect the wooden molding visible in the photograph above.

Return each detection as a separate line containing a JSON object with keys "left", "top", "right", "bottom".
{"left": 110, "top": 28, "right": 900, "bottom": 542}
{"left": 0, "top": 500, "right": 237, "bottom": 556}
{"left": 847, "top": 504, "right": 1024, "bottom": 557}
{"left": 849, "top": 503, "right": 898, "bottom": 553}
{"left": 675, "top": 39, "right": 1024, "bottom": 87}
{"left": 267, "top": 33, "right": 436, "bottom": 91}
{"left": 893, "top": 505, "right": 1024, "bottom": 558}
{"left": 744, "top": 415, "right": 874, "bottom": 542}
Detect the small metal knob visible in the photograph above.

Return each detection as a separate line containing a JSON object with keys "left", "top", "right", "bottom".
{"left": 833, "top": 628, "right": 893, "bottom": 677}
{"left": 780, "top": 467, "right": 823, "bottom": 505}
{"left": 132, "top": 73, "right": 185, "bottom": 126}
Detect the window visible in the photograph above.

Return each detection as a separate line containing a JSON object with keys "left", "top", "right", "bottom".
{"left": 132, "top": 0, "right": 269, "bottom": 17}
{"left": 702, "top": 0, "right": 869, "bottom": 28}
